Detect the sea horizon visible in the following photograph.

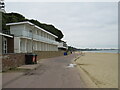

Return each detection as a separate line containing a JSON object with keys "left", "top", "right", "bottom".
{"left": 82, "top": 49, "right": 119, "bottom": 53}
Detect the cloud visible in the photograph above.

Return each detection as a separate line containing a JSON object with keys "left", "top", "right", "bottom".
{"left": 6, "top": 2, "right": 118, "bottom": 48}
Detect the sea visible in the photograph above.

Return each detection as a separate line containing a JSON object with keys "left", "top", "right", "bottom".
{"left": 83, "top": 49, "right": 119, "bottom": 53}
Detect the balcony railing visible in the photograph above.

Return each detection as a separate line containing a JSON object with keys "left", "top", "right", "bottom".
{"left": 22, "top": 31, "right": 32, "bottom": 38}
{"left": 21, "top": 31, "right": 58, "bottom": 45}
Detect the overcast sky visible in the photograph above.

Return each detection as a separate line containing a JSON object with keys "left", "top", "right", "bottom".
{"left": 5, "top": 2, "right": 118, "bottom": 49}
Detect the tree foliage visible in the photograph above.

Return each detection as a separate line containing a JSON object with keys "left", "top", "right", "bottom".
{"left": 2, "top": 12, "right": 64, "bottom": 41}
{"left": 68, "top": 46, "right": 78, "bottom": 51}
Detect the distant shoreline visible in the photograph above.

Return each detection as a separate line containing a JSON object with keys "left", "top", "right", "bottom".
{"left": 81, "top": 49, "right": 118, "bottom": 53}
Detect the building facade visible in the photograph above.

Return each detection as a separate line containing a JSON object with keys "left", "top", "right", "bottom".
{"left": 0, "top": 32, "right": 14, "bottom": 54}
{"left": 58, "top": 41, "right": 68, "bottom": 51}
{"left": 6, "top": 21, "right": 58, "bottom": 53}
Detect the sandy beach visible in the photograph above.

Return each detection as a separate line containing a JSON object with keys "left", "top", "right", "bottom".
{"left": 75, "top": 52, "right": 118, "bottom": 88}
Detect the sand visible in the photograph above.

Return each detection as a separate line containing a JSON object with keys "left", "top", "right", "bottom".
{"left": 75, "top": 52, "right": 118, "bottom": 88}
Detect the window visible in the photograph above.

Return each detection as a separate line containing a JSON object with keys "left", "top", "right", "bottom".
{"left": 29, "top": 30, "right": 32, "bottom": 38}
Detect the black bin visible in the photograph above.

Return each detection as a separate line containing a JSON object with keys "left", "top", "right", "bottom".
{"left": 25, "top": 53, "right": 37, "bottom": 64}
{"left": 34, "top": 54, "right": 37, "bottom": 64}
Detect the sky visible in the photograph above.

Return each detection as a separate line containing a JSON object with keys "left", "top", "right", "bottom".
{"left": 5, "top": 2, "right": 118, "bottom": 49}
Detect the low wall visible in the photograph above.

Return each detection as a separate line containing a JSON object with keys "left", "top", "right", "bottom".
{"left": 34, "top": 51, "right": 65, "bottom": 60}
{"left": 2, "top": 51, "right": 66, "bottom": 71}
{"left": 2, "top": 53, "right": 25, "bottom": 71}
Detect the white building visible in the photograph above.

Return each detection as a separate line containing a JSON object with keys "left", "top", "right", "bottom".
{"left": 58, "top": 41, "right": 68, "bottom": 51}
{"left": 6, "top": 21, "right": 58, "bottom": 53}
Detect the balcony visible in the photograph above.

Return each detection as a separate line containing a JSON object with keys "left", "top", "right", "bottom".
{"left": 58, "top": 42, "right": 68, "bottom": 49}
{"left": 22, "top": 30, "right": 32, "bottom": 39}
{"left": 21, "top": 31, "right": 58, "bottom": 45}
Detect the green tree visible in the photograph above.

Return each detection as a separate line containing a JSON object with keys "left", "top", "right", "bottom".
{"left": 2, "top": 12, "right": 64, "bottom": 41}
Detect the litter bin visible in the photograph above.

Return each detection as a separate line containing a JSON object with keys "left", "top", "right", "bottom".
{"left": 25, "top": 53, "right": 37, "bottom": 64}
{"left": 64, "top": 52, "right": 67, "bottom": 56}
{"left": 34, "top": 54, "right": 37, "bottom": 64}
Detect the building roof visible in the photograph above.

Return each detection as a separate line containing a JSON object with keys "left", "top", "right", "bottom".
{"left": 59, "top": 40, "right": 67, "bottom": 43}
{"left": 0, "top": 32, "right": 13, "bottom": 38}
{"left": 6, "top": 21, "right": 58, "bottom": 38}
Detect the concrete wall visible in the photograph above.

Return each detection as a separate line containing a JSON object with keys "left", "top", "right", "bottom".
{"left": 34, "top": 51, "right": 65, "bottom": 60}
{"left": 2, "top": 51, "right": 66, "bottom": 71}
{"left": 2, "top": 53, "right": 25, "bottom": 71}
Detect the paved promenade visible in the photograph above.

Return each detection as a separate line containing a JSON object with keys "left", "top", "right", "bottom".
{"left": 2, "top": 53, "right": 87, "bottom": 88}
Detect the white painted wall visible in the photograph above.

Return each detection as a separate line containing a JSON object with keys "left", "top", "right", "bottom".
{"left": 58, "top": 42, "right": 64, "bottom": 47}
{"left": 33, "top": 41, "right": 37, "bottom": 51}
{"left": 27, "top": 40, "right": 32, "bottom": 53}
{"left": 58, "top": 42, "right": 68, "bottom": 50}
{"left": 14, "top": 37, "right": 20, "bottom": 53}
{"left": 10, "top": 25, "right": 25, "bottom": 37}
{"left": 9, "top": 23, "right": 58, "bottom": 52}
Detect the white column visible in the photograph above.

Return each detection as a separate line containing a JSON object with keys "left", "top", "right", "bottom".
{"left": 44, "top": 43, "right": 45, "bottom": 51}
{"left": 46, "top": 43, "right": 48, "bottom": 51}
{"left": 20, "top": 38, "right": 26, "bottom": 53}
{"left": 14, "top": 37, "right": 20, "bottom": 53}
{"left": 33, "top": 41, "right": 37, "bottom": 51}
{"left": 53, "top": 45, "right": 54, "bottom": 51}
{"left": 47, "top": 44, "right": 48, "bottom": 51}
{"left": 51, "top": 45, "right": 52, "bottom": 51}
{"left": 37, "top": 42, "right": 38, "bottom": 51}
{"left": 45, "top": 43, "right": 46, "bottom": 51}
{"left": 49, "top": 45, "right": 51, "bottom": 51}
{"left": 45, "top": 43, "right": 47, "bottom": 51}
{"left": 44, "top": 43, "right": 46, "bottom": 51}
{"left": 39, "top": 42, "right": 41, "bottom": 51}
{"left": 46, "top": 43, "right": 47, "bottom": 51}
{"left": 23, "top": 39, "right": 25, "bottom": 53}
{"left": 20, "top": 39, "right": 22, "bottom": 53}
{"left": 42, "top": 43, "right": 45, "bottom": 51}
{"left": 27, "top": 40, "right": 29, "bottom": 52}
{"left": 30, "top": 40, "right": 32, "bottom": 52}
{"left": 25, "top": 39, "right": 27, "bottom": 52}
{"left": 53, "top": 45, "right": 55, "bottom": 51}
{"left": 50, "top": 45, "right": 51, "bottom": 51}
{"left": 49, "top": 44, "right": 50, "bottom": 51}
{"left": 35, "top": 42, "right": 37, "bottom": 51}
{"left": 41, "top": 42, "right": 43, "bottom": 51}
{"left": 37, "top": 42, "right": 39, "bottom": 51}
{"left": 42, "top": 43, "right": 44, "bottom": 51}
{"left": 47, "top": 44, "right": 49, "bottom": 51}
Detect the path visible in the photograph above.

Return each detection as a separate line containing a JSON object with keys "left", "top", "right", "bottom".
{"left": 3, "top": 53, "right": 86, "bottom": 88}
